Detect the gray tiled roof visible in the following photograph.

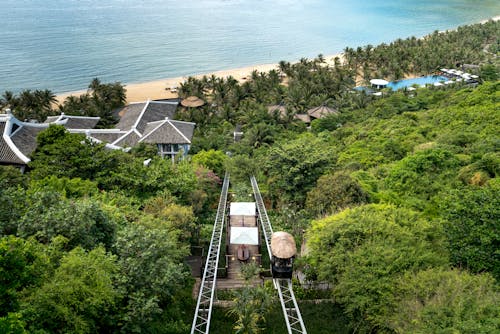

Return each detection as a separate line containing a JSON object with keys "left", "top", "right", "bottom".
{"left": 88, "top": 132, "right": 124, "bottom": 143}
{"left": 136, "top": 102, "right": 177, "bottom": 133}
{"left": 140, "top": 120, "right": 194, "bottom": 145}
{"left": 11, "top": 125, "right": 47, "bottom": 157}
{"left": 173, "top": 121, "right": 195, "bottom": 141}
{"left": 44, "top": 116, "right": 60, "bottom": 123}
{"left": 115, "top": 103, "right": 147, "bottom": 130}
{"left": 113, "top": 131, "right": 140, "bottom": 147}
{"left": 115, "top": 101, "right": 178, "bottom": 132}
{"left": 141, "top": 121, "right": 162, "bottom": 138}
{"left": 1, "top": 100, "right": 186, "bottom": 166}
{"left": 0, "top": 121, "right": 25, "bottom": 164}
{"left": 62, "top": 116, "right": 100, "bottom": 129}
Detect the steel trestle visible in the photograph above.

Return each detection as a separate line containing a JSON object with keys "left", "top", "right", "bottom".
{"left": 250, "top": 176, "right": 307, "bottom": 334}
{"left": 190, "top": 172, "right": 230, "bottom": 334}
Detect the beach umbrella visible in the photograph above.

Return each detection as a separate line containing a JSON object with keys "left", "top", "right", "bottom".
{"left": 181, "top": 96, "right": 205, "bottom": 107}
{"left": 307, "top": 105, "right": 339, "bottom": 119}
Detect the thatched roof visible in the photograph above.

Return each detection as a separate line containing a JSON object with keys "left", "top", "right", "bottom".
{"left": 307, "top": 105, "right": 339, "bottom": 119}
{"left": 181, "top": 96, "right": 205, "bottom": 108}
{"left": 294, "top": 113, "right": 311, "bottom": 123}
{"left": 267, "top": 104, "right": 288, "bottom": 118}
{"left": 271, "top": 231, "right": 296, "bottom": 259}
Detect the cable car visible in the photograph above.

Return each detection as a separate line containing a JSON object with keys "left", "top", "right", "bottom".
{"left": 270, "top": 231, "right": 296, "bottom": 279}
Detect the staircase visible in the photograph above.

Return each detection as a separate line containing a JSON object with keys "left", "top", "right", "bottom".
{"left": 216, "top": 257, "right": 262, "bottom": 289}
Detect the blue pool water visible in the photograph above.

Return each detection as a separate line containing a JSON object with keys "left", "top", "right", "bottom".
{"left": 387, "top": 76, "right": 449, "bottom": 90}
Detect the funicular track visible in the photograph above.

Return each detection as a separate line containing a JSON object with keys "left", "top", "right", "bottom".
{"left": 191, "top": 172, "right": 230, "bottom": 334}
{"left": 190, "top": 174, "right": 306, "bottom": 334}
{"left": 251, "top": 176, "right": 308, "bottom": 334}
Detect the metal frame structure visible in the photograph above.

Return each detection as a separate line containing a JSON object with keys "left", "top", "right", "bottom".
{"left": 250, "top": 176, "right": 307, "bottom": 334}
{"left": 276, "top": 279, "right": 308, "bottom": 334}
{"left": 191, "top": 172, "right": 230, "bottom": 334}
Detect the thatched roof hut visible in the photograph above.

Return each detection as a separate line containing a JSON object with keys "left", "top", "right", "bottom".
{"left": 270, "top": 231, "right": 296, "bottom": 259}
{"left": 307, "top": 105, "right": 339, "bottom": 119}
{"left": 294, "top": 113, "right": 311, "bottom": 123}
{"left": 181, "top": 96, "right": 205, "bottom": 108}
{"left": 267, "top": 104, "right": 287, "bottom": 118}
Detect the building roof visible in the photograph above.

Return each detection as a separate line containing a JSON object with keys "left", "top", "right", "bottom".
{"left": 10, "top": 125, "right": 46, "bottom": 157}
{"left": 115, "top": 103, "right": 147, "bottom": 130}
{"left": 230, "top": 227, "right": 259, "bottom": 245}
{"left": 268, "top": 104, "right": 287, "bottom": 118}
{"left": 44, "top": 114, "right": 100, "bottom": 129}
{"left": 1, "top": 99, "right": 193, "bottom": 166}
{"left": 307, "top": 105, "right": 340, "bottom": 119}
{"left": 112, "top": 130, "right": 141, "bottom": 147}
{"left": 0, "top": 119, "right": 26, "bottom": 164}
{"left": 0, "top": 114, "right": 44, "bottom": 164}
{"left": 370, "top": 79, "right": 389, "bottom": 86}
{"left": 139, "top": 119, "right": 195, "bottom": 145}
{"left": 271, "top": 231, "right": 296, "bottom": 259}
{"left": 115, "top": 100, "right": 177, "bottom": 132}
{"left": 230, "top": 202, "right": 256, "bottom": 216}
{"left": 80, "top": 130, "right": 125, "bottom": 144}
{"left": 294, "top": 113, "right": 311, "bottom": 123}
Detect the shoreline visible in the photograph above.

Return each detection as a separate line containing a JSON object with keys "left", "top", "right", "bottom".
{"left": 56, "top": 15, "right": 500, "bottom": 105}
{"left": 56, "top": 55, "right": 344, "bottom": 104}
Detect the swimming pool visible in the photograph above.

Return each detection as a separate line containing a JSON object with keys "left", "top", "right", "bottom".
{"left": 387, "top": 75, "right": 448, "bottom": 90}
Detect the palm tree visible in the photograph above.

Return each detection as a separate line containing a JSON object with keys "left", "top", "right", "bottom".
{"left": 0, "top": 91, "right": 17, "bottom": 110}
{"left": 227, "top": 264, "right": 273, "bottom": 334}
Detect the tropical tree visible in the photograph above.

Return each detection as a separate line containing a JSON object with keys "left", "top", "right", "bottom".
{"left": 21, "top": 247, "right": 121, "bottom": 334}
{"left": 391, "top": 268, "right": 500, "bottom": 333}
{"left": 439, "top": 182, "right": 500, "bottom": 280}
{"left": 306, "top": 204, "right": 448, "bottom": 332}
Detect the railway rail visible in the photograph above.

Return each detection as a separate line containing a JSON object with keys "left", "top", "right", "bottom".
{"left": 191, "top": 174, "right": 307, "bottom": 334}
{"left": 190, "top": 172, "right": 230, "bottom": 334}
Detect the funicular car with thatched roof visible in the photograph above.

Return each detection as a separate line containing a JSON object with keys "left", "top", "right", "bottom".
{"left": 270, "top": 231, "right": 297, "bottom": 279}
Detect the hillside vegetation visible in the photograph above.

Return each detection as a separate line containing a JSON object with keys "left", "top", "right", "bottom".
{"left": 1, "top": 20, "right": 499, "bottom": 333}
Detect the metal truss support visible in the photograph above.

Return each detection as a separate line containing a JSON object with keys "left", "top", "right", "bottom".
{"left": 250, "top": 176, "right": 307, "bottom": 334}
{"left": 275, "top": 279, "right": 308, "bottom": 334}
{"left": 191, "top": 172, "right": 230, "bottom": 334}
{"left": 250, "top": 175, "right": 273, "bottom": 257}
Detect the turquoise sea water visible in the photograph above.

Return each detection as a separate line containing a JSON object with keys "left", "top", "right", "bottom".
{"left": 1, "top": 0, "right": 499, "bottom": 94}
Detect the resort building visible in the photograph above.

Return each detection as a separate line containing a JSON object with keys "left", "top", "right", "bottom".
{"left": 0, "top": 112, "right": 102, "bottom": 172}
{"left": 0, "top": 100, "right": 195, "bottom": 169}
{"left": 71, "top": 100, "right": 195, "bottom": 162}
{"left": 370, "top": 79, "right": 389, "bottom": 89}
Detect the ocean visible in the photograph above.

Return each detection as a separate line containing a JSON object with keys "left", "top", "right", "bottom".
{"left": 1, "top": 0, "right": 499, "bottom": 94}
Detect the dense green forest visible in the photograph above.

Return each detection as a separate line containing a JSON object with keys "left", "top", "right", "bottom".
{"left": 1, "top": 20, "right": 499, "bottom": 333}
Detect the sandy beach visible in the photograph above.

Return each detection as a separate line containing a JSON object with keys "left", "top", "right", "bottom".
{"left": 55, "top": 15, "right": 500, "bottom": 105}
{"left": 55, "top": 54, "right": 344, "bottom": 104}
